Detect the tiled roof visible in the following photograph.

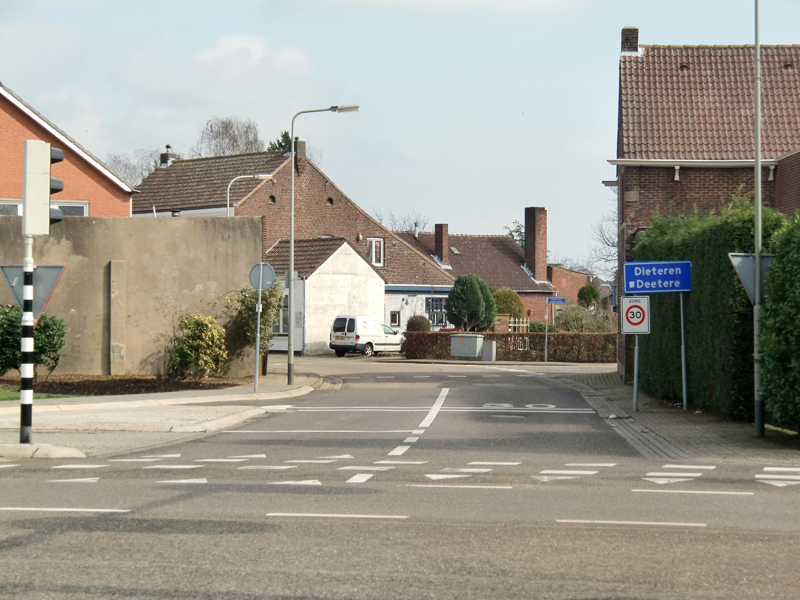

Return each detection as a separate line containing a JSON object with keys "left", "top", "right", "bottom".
{"left": 265, "top": 238, "right": 358, "bottom": 279}
{"left": 133, "top": 151, "right": 289, "bottom": 213}
{"left": 619, "top": 45, "right": 800, "bottom": 160}
{"left": 0, "top": 82, "right": 133, "bottom": 192}
{"left": 395, "top": 232, "right": 553, "bottom": 293}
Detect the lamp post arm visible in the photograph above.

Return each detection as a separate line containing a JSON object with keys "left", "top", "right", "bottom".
{"left": 227, "top": 175, "right": 253, "bottom": 217}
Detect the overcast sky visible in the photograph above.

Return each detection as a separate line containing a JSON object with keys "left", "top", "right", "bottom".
{"left": 2, "top": 0, "right": 799, "bottom": 274}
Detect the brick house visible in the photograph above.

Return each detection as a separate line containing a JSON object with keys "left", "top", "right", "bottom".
{"left": 609, "top": 27, "right": 800, "bottom": 380}
{"left": 0, "top": 82, "right": 133, "bottom": 217}
{"left": 134, "top": 145, "right": 455, "bottom": 335}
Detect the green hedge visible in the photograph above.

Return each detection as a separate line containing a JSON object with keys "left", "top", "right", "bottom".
{"left": 761, "top": 213, "right": 800, "bottom": 428}
{"left": 633, "top": 197, "right": 786, "bottom": 420}
{"left": 403, "top": 332, "right": 615, "bottom": 362}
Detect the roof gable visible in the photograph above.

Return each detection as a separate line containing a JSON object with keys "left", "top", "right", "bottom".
{"left": 0, "top": 82, "right": 132, "bottom": 192}
{"left": 133, "top": 151, "right": 289, "bottom": 213}
{"left": 265, "top": 238, "right": 362, "bottom": 279}
{"left": 619, "top": 45, "right": 800, "bottom": 160}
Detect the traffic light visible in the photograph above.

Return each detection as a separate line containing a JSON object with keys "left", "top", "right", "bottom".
{"left": 22, "top": 140, "right": 64, "bottom": 236}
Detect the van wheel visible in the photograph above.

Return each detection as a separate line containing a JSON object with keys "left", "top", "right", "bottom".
{"left": 362, "top": 343, "right": 374, "bottom": 358}
{"left": 335, "top": 350, "right": 346, "bottom": 357}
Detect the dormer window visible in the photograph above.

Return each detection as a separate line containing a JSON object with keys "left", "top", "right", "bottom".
{"left": 367, "top": 237, "right": 384, "bottom": 266}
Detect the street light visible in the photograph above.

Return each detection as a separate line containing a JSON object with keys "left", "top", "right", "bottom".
{"left": 227, "top": 174, "right": 272, "bottom": 217}
{"left": 288, "top": 104, "right": 359, "bottom": 384}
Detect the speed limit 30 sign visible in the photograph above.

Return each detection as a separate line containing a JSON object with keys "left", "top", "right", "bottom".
{"left": 622, "top": 296, "right": 650, "bottom": 334}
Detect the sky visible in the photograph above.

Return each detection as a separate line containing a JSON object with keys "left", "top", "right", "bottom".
{"left": 2, "top": 0, "right": 799, "bottom": 276}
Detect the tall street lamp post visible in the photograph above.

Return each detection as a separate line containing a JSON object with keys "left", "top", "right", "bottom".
{"left": 288, "top": 104, "right": 358, "bottom": 384}
{"left": 227, "top": 174, "right": 272, "bottom": 217}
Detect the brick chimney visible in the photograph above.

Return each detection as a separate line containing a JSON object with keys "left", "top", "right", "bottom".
{"left": 621, "top": 26, "right": 639, "bottom": 53}
{"left": 524, "top": 207, "right": 547, "bottom": 281}
{"left": 435, "top": 223, "right": 449, "bottom": 266}
{"left": 294, "top": 140, "right": 306, "bottom": 159}
{"left": 159, "top": 144, "right": 177, "bottom": 168}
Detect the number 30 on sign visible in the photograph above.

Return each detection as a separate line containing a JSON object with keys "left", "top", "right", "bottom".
{"left": 621, "top": 296, "right": 650, "bottom": 334}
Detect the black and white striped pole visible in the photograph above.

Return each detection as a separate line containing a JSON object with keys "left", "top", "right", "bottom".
{"left": 19, "top": 238, "right": 34, "bottom": 443}
{"left": 19, "top": 140, "right": 64, "bottom": 444}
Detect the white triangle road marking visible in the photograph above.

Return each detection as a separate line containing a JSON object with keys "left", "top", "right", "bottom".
{"left": 270, "top": 480, "right": 322, "bottom": 486}
{"left": 642, "top": 477, "right": 695, "bottom": 485}
{"left": 757, "top": 480, "right": 800, "bottom": 487}
{"left": 346, "top": 474, "right": 374, "bottom": 484}
{"left": 425, "top": 474, "right": 471, "bottom": 480}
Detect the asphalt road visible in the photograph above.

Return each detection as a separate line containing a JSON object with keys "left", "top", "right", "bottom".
{"left": 0, "top": 360, "right": 798, "bottom": 599}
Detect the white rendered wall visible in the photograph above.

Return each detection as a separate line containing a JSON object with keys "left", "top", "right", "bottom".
{"left": 304, "top": 244, "right": 385, "bottom": 354}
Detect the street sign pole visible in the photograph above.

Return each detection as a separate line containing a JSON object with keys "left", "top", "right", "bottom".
{"left": 633, "top": 334, "right": 640, "bottom": 412}
{"left": 680, "top": 292, "right": 688, "bottom": 410}
{"left": 254, "top": 266, "right": 264, "bottom": 393}
{"left": 20, "top": 236, "right": 34, "bottom": 444}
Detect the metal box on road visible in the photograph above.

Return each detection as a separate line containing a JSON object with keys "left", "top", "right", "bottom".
{"left": 450, "top": 334, "right": 484, "bottom": 360}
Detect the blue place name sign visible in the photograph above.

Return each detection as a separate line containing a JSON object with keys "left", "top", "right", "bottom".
{"left": 547, "top": 297, "right": 567, "bottom": 304}
{"left": 623, "top": 261, "right": 692, "bottom": 293}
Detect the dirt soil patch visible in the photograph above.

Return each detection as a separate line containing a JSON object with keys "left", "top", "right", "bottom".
{"left": 0, "top": 374, "right": 253, "bottom": 397}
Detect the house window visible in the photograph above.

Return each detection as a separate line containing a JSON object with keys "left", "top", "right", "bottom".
{"left": 54, "top": 202, "right": 88, "bottom": 216}
{"left": 390, "top": 311, "right": 400, "bottom": 327}
{"left": 327, "top": 197, "right": 334, "bottom": 206}
{"left": 0, "top": 202, "right": 21, "bottom": 216}
{"left": 367, "top": 237, "right": 384, "bottom": 266}
{"left": 273, "top": 296, "right": 289, "bottom": 334}
{"left": 426, "top": 297, "right": 448, "bottom": 327}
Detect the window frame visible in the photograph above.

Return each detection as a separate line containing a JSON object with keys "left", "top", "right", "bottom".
{"left": 367, "top": 237, "right": 385, "bottom": 267}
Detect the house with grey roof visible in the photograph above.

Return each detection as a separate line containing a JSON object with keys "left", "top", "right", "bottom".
{"left": 609, "top": 26, "right": 800, "bottom": 379}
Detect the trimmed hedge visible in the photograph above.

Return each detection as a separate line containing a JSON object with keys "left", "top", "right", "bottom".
{"left": 633, "top": 196, "right": 786, "bottom": 420}
{"left": 403, "top": 332, "right": 616, "bottom": 362}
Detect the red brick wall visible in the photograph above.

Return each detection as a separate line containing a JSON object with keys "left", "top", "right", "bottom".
{"left": 548, "top": 266, "right": 589, "bottom": 305}
{"left": 0, "top": 95, "right": 130, "bottom": 217}
{"left": 775, "top": 151, "right": 800, "bottom": 215}
{"left": 524, "top": 207, "right": 547, "bottom": 280}
{"left": 519, "top": 292, "right": 551, "bottom": 321}
{"left": 237, "top": 158, "right": 453, "bottom": 286}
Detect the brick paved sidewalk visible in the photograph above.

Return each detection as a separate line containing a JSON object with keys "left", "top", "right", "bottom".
{"left": 551, "top": 371, "right": 800, "bottom": 466}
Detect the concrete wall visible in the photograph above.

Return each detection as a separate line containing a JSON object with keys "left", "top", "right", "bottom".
{"left": 0, "top": 216, "right": 263, "bottom": 375}
{"left": 304, "top": 244, "right": 385, "bottom": 354}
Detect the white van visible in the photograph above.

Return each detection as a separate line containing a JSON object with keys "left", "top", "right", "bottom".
{"left": 329, "top": 315, "right": 403, "bottom": 357}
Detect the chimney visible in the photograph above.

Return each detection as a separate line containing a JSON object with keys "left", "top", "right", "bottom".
{"left": 435, "top": 223, "right": 449, "bottom": 266}
{"left": 294, "top": 139, "right": 306, "bottom": 159}
{"left": 524, "top": 207, "right": 547, "bottom": 281}
{"left": 159, "top": 144, "right": 177, "bottom": 168}
{"left": 621, "top": 26, "right": 639, "bottom": 53}
{"left": 413, "top": 221, "right": 419, "bottom": 240}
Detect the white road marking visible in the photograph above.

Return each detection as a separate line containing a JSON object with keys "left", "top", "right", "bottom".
{"left": 491, "top": 415, "right": 525, "bottom": 419}
{"left": 482, "top": 375, "right": 501, "bottom": 378}
{"left": 376, "top": 376, "right": 395, "bottom": 379}
{"left": 158, "top": 479, "right": 208, "bottom": 484}
{"left": 540, "top": 470, "right": 599, "bottom": 476}
{"left": 532, "top": 476, "right": 579, "bottom": 481}
{"left": 51, "top": 465, "right": 108, "bottom": 469}
{"left": 404, "top": 437, "right": 419, "bottom": 443}
{"left": 755, "top": 474, "right": 800, "bottom": 480}
{"left": 47, "top": 478, "right": 99, "bottom": 483}
{"left": 419, "top": 388, "right": 449, "bottom": 428}
{"left": 0, "top": 465, "right": 20, "bottom": 469}
{"left": 346, "top": 474, "right": 374, "bottom": 483}
{"left": 442, "top": 468, "right": 492, "bottom": 473}
{"left": 269, "top": 480, "right": 322, "bottom": 486}
{"left": 632, "top": 489, "right": 753, "bottom": 495}
{"left": 763, "top": 467, "right": 800, "bottom": 472}
{"left": 413, "top": 376, "right": 431, "bottom": 378}
{"left": 266, "top": 512, "right": 407, "bottom": 519}
{"left": 143, "top": 454, "right": 181, "bottom": 458}
{"left": 337, "top": 466, "right": 394, "bottom": 471}
{"left": 238, "top": 466, "right": 297, "bottom": 470}
{"left": 448, "top": 376, "right": 466, "bottom": 378}
{"left": 0, "top": 507, "right": 129, "bottom": 513}
{"left": 226, "top": 430, "right": 418, "bottom": 434}
{"left": 194, "top": 459, "right": 248, "bottom": 463}
{"left": 318, "top": 454, "right": 354, "bottom": 459}
{"left": 426, "top": 474, "right": 470, "bottom": 480}
{"left": 557, "top": 519, "right": 706, "bottom": 528}
{"left": 646, "top": 472, "right": 703, "bottom": 477}
{"left": 285, "top": 459, "right": 336, "bottom": 464}
{"left": 374, "top": 460, "right": 428, "bottom": 465}
{"left": 566, "top": 463, "right": 617, "bottom": 467}
{"left": 340, "top": 376, "right": 361, "bottom": 379}
{"left": 144, "top": 465, "right": 204, "bottom": 470}
{"left": 408, "top": 484, "right": 512, "bottom": 489}
{"left": 412, "top": 430, "right": 425, "bottom": 435}
{"left": 641, "top": 478, "right": 695, "bottom": 485}
{"left": 757, "top": 480, "right": 800, "bottom": 487}
{"left": 230, "top": 454, "right": 267, "bottom": 459}
{"left": 663, "top": 464, "right": 716, "bottom": 469}
{"left": 108, "top": 459, "right": 162, "bottom": 463}
{"left": 388, "top": 446, "right": 410, "bottom": 456}
{"left": 469, "top": 461, "right": 521, "bottom": 466}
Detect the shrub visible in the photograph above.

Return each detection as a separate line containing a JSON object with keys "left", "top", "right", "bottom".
{"left": 447, "top": 273, "right": 495, "bottom": 331}
{"left": 761, "top": 214, "right": 800, "bottom": 427}
{"left": 528, "top": 321, "right": 560, "bottom": 333}
{"left": 166, "top": 314, "right": 228, "bottom": 381}
{"left": 577, "top": 285, "right": 601, "bottom": 308}
{"left": 216, "top": 281, "right": 283, "bottom": 363}
{"left": 555, "top": 305, "right": 613, "bottom": 333}
{"left": 405, "top": 315, "right": 431, "bottom": 332}
{"left": 477, "top": 278, "right": 497, "bottom": 330}
{"left": 0, "top": 305, "right": 67, "bottom": 380}
{"left": 493, "top": 289, "right": 526, "bottom": 319}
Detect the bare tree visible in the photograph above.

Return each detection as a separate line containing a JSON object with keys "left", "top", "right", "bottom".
{"left": 191, "top": 116, "right": 265, "bottom": 157}
{"left": 106, "top": 148, "right": 162, "bottom": 186}
{"left": 372, "top": 208, "right": 429, "bottom": 232}
{"left": 587, "top": 191, "right": 618, "bottom": 278}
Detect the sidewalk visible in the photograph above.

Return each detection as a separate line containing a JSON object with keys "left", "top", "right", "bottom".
{"left": 0, "top": 372, "right": 331, "bottom": 459}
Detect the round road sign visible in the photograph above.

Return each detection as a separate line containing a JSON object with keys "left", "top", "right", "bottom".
{"left": 625, "top": 304, "right": 646, "bottom": 327}
{"left": 249, "top": 263, "right": 276, "bottom": 291}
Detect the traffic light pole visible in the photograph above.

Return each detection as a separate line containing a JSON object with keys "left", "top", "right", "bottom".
{"left": 20, "top": 236, "right": 35, "bottom": 444}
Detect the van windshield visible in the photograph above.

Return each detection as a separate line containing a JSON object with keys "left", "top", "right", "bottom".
{"left": 333, "top": 318, "right": 347, "bottom": 333}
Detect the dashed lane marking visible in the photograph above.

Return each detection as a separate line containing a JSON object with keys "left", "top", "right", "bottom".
{"left": 143, "top": 454, "right": 181, "bottom": 458}
{"left": 425, "top": 474, "right": 470, "bottom": 480}
{"left": 0, "top": 465, "right": 20, "bottom": 469}
{"left": 404, "top": 437, "right": 419, "bottom": 443}
{"left": 47, "top": 478, "right": 99, "bottom": 483}
{"left": 442, "top": 468, "right": 492, "bottom": 473}
{"left": 755, "top": 474, "right": 800, "bottom": 480}
{"left": 388, "top": 446, "right": 410, "bottom": 456}
{"left": 557, "top": 519, "right": 706, "bottom": 528}
{"left": 566, "top": 463, "right": 617, "bottom": 467}
{"left": 763, "top": 467, "right": 800, "bottom": 472}
{"left": 51, "top": 465, "right": 108, "bottom": 469}
{"left": 662, "top": 464, "right": 716, "bottom": 470}
{"left": 633, "top": 489, "right": 753, "bottom": 496}
{"left": 143, "top": 465, "right": 204, "bottom": 470}
{"left": 646, "top": 472, "right": 703, "bottom": 477}
{"left": 266, "top": 512, "right": 407, "bottom": 520}
{"left": 491, "top": 415, "right": 525, "bottom": 419}
{"left": 533, "top": 476, "right": 580, "bottom": 481}
{"left": 469, "top": 462, "right": 521, "bottom": 466}
{"left": 337, "top": 466, "right": 394, "bottom": 471}
{"left": 408, "top": 484, "right": 512, "bottom": 489}
{"left": 238, "top": 466, "right": 297, "bottom": 470}
{"left": 641, "top": 478, "right": 695, "bottom": 485}
{"left": 230, "top": 454, "right": 267, "bottom": 459}
{"left": 158, "top": 479, "right": 208, "bottom": 484}
{"left": 319, "top": 455, "right": 354, "bottom": 459}
{"left": 346, "top": 474, "right": 374, "bottom": 484}
{"left": 225, "top": 430, "right": 419, "bottom": 434}
{"left": 540, "top": 470, "right": 599, "bottom": 476}
{"left": 269, "top": 480, "right": 322, "bottom": 486}
{"left": 194, "top": 459, "right": 248, "bottom": 463}
{"left": 375, "top": 461, "right": 428, "bottom": 465}
{"left": 285, "top": 459, "right": 336, "bottom": 464}
{"left": 108, "top": 459, "right": 162, "bottom": 463}
{"left": 0, "top": 507, "right": 130, "bottom": 513}
{"left": 419, "top": 388, "right": 449, "bottom": 428}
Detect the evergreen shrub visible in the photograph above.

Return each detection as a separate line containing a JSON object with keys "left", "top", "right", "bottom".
{"left": 166, "top": 314, "right": 228, "bottom": 381}
{"left": 405, "top": 315, "right": 431, "bottom": 332}
{"left": 493, "top": 289, "right": 525, "bottom": 319}
{"left": 0, "top": 305, "right": 67, "bottom": 380}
